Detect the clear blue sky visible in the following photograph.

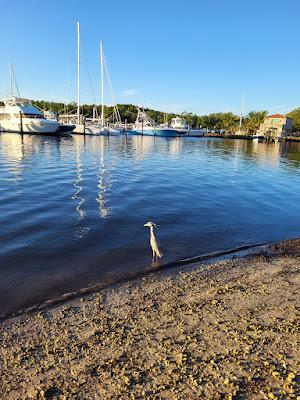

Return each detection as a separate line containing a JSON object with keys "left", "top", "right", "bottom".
{"left": 1, "top": 0, "right": 300, "bottom": 115}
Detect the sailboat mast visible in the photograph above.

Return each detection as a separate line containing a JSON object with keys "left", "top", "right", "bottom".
{"left": 77, "top": 21, "right": 80, "bottom": 125}
{"left": 9, "top": 61, "right": 13, "bottom": 97}
{"left": 100, "top": 41, "right": 104, "bottom": 127}
{"left": 239, "top": 94, "right": 245, "bottom": 132}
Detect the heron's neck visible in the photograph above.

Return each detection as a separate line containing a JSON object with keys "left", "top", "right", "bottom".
{"left": 150, "top": 226, "right": 155, "bottom": 236}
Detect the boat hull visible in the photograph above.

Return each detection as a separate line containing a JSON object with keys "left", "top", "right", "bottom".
{"left": 72, "top": 125, "right": 123, "bottom": 136}
{"left": 59, "top": 124, "right": 76, "bottom": 133}
{"left": 100, "top": 127, "right": 124, "bottom": 136}
{"left": 0, "top": 119, "right": 59, "bottom": 134}
{"left": 128, "top": 128, "right": 183, "bottom": 137}
{"left": 72, "top": 125, "right": 100, "bottom": 135}
{"left": 187, "top": 130, "right": 206, "bottom": 137}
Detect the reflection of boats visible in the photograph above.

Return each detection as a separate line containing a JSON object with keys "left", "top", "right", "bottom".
{"left": 71, "top": 136, "right": 90, "bottom": 239}
{"left": 96, "top": 136, "right": 111, "bottom": 218}
{"left": 249, "top": 134, "right": 264, "bottom": 140}
{"left": 0, "top": 133, "right": 24, "bottom": 189}
{"left": 0, "top": 97, "right": 59, "bottom": 134}
{"left": 128, "top": 108, "right": 183, "bottom": 137}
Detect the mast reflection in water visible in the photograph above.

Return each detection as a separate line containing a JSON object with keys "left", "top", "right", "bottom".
{"left": 96, "top": 136, "right": 111, "bottom": 218}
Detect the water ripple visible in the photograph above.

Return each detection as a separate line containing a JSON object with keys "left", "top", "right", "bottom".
{"left": 0, "top": 134, "right": 300, "bottom": 315}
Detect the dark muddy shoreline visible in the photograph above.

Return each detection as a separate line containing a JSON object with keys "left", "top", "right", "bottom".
{"left": 0, "top": 238, "right": 299, "bottom": 399}
{"left": 0, "top": 241, "right": 270, "bottom": 322}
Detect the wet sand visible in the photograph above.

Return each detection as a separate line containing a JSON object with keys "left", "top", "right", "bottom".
{"left": 0, "top": 239, "right": 299, "bottom": 399}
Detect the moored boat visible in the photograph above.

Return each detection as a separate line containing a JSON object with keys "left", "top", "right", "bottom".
{"left": 43, "top": 111, "right": 75, "bottom": 133}
{"left": 68, "top": 23, "right": 123, "bottom": 136}
{"left": 58, "top": 123, "right": 76, "bottom": 133}
{"left": 98, "top": 41, "right": 123, "bottom": 136}
{"left": 170, "top": 115, "right": 206, "bottom": 136}
{"left": 128, "top": 108, "right": 182, "bottom": 137}
{"left": 0, "top": 97, "right": 59, "bottom": 134}
{"left": 187, "top": 129, "right": 206, "bottom": 137}
{"left": 170, "top": 116, "right": 189, "bottom": 134}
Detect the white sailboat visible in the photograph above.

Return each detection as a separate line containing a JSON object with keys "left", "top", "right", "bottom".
{"left": 68, "top": 23, "right": 123, "bottom": 135}
{"left": 0, "top": 63, "right": 59, "bottom": 134}
{"left": 98, "top": 41, "right": 123, "bottom": 136}
{"left": 236, "top": 94, "right": 245, "bottom": 135}
{"left": 71, "top": 22, "right": 100, "bottom": 135}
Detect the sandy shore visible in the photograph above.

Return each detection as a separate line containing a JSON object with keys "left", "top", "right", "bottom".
{"left": 0, "top": 239, "right": 299, "bottom": 399}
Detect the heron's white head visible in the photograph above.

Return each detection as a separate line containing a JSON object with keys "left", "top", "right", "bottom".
{"left": 143, "top": 221, "right": 159, "bottom": 229}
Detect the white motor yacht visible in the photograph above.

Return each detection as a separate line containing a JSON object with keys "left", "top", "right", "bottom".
{"left": 170, "top": 116, "right": 206, "bottom": 136}
{"left": 170, "top": 116, "right": 189, "bottom": 134}
{"left": 0, "top": 97, "right": 59, "bottom": 134}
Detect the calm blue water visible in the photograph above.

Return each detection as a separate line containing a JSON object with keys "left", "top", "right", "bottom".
{"left": 0, "top": 133, "right": 300, "bottom": 316}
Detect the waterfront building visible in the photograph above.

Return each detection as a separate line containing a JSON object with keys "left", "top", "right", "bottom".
{"left": 258, "top": 114, "right": 293, "bottom": 139}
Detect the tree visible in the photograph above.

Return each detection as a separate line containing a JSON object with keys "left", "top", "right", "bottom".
{"left": 197, "top": 112, "right": 239, "bottom": 131}
{"left": 219, "top": 112, "right": 239, "bottom": 132}
{"left": 286, "top": 108, "right": 300, "bottom": 132}
{"left": 244, "top": 111, "right": 268, "bottom": 134}
{"left": 184, "top": 113, "right": 198, "bottom": 128}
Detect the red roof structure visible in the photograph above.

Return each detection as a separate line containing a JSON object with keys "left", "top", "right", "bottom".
{"left": 267, "top": 114, "right": 286, "bottom": 118}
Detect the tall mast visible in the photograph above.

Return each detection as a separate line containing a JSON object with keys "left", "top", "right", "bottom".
{"left": 77, "top": 21, "right": 80, "bottom": 124}
{"left": 239, "top": 94, "right": 245, "bottom": 132}
{"left": 100, "top": 41, "right": 104, "bottom": 127}
{"left": 9, "top": 61, "right": 13, "bottom": 97}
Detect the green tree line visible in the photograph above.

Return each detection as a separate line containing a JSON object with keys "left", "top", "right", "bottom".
{"left": 30, "top": 100, "right": 300, "bottom": 133}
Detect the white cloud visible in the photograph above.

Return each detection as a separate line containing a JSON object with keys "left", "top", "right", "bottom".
{"left": 147, "top": 103, "right": 189, "bottom": 113}
{"left": 122, "top": 88, "right": 140, "bottom": 97}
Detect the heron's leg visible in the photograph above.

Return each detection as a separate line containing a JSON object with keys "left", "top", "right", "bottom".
{"left": 152, "top": 250, "right": 155, "bottom": 261}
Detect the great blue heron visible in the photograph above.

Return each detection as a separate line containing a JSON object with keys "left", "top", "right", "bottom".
{"left": 143, "top": 221, "right": 163, "bottom": 261}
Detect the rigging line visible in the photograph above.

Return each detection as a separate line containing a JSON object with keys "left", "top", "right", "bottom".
{"left": 103, "top": 53, "right": 116, "bottom": 104}
{"left": 83, "top": 58, "right": 97, "bottom": 106}
{"left": 80, "top": 35, "right": 97, "bottom": 106}
{"left": 137, "top": 107, "right": 156, "bottom": 128}
{"left": 11, "top": 65, "right": 20, "bottom": 97}
{"left": 103, "top": 55, "right": 113, "bottom": 97}
{"left": 58, "top": 106, "right": 77, "bottom": 115}
{"left": 103, "top": 53, "right": 121, "bottom": 124}
{"left": 63, "top": 37, "right": 75, "bottom": 104}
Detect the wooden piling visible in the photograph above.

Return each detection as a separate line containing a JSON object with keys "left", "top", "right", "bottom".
{"left": 19, "top": 111, "right": 23, "bottom": 134}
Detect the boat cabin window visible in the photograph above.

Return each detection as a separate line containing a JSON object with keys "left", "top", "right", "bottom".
{"left": 14, "top": 113, "right": 44, "bottom": 119}
{"left": 0, "top": 113, "right": 11, "bottom": 120}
